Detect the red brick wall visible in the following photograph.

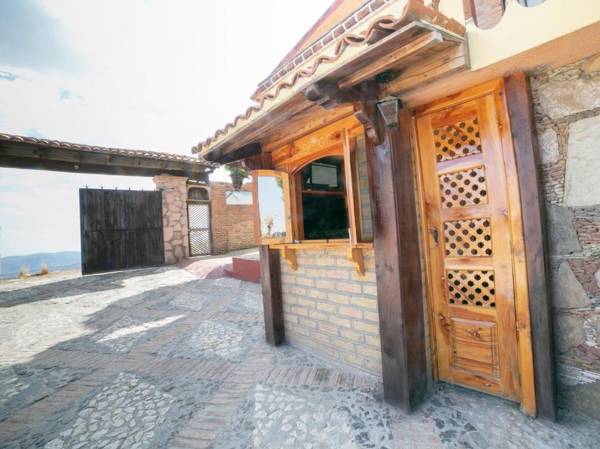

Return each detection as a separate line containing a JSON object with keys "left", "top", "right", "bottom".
{"left": 209, "top": 181, "right": 255, "bottom": 255}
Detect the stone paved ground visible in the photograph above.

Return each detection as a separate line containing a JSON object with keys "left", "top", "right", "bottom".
{"left": 0, "top": 266, "right": 599, "bottom": 449}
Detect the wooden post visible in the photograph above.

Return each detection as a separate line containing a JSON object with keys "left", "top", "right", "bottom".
{"left": 259, "top": 245, "right": 285, "bottom": 345}
{"left": 504, "top": 72, "right": 557, "bottom": 420}
{"left": 366, "top": 100, "right": 428, "bottom": 411}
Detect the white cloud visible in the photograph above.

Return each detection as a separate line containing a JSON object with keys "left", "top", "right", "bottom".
{"left": 0, "top": 0, "right": 328, "bottom": 256}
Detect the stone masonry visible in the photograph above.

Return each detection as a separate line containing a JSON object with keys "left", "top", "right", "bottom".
{"left": 210, "top": 182, "right": 255, "bottom": 255}
{"left": 531, "top": 52, "right": 600, "bottom": 418}
{"left": 280, "top": 248, "right": 382, "bottom": 376}
{"left": 153, "top": 175, "right": 190, "bottom": 264}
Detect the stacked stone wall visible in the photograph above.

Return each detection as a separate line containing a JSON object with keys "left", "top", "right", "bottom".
{"left": 280, "top": 248, "right": 382, "bottom": 376}
{"left": 531, "top": 52, "right": 600, "bottom": 416}
{"left": 153, "top": 175, "right": 189, "bottom": 265}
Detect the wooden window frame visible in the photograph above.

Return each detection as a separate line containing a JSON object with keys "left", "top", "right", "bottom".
{"left": 252, "top": 169, "right": 293, "bottom": 245}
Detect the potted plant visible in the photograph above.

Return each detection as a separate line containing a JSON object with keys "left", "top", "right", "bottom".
{"left": 224, "top": 165, "right": 250, "bottom": 190}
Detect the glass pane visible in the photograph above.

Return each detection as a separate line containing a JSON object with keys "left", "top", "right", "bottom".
{"left": 299, "top": 156, "right": 349, "bottom": 240}
{"left": 257, "top": 175, "right": 287, "bottom": 239}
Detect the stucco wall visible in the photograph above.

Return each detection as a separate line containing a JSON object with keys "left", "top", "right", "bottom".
{"left": 531, "top": 52, "right": 600, "bottom": 417}
{"left": 280, "top": 248, "right": 382, "bottom": 376}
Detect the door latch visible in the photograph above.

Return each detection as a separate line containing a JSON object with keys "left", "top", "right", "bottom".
{"left": 429, "top": 227, "right": 439, "bottom": 246}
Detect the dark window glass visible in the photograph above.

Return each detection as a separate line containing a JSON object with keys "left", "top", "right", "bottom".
{"left": 299, "top": 156, "right": 348, "bottom": 240}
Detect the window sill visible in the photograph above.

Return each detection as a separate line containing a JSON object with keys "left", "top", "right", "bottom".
{"left": 270, "top": 241, "right": 372, "bottom": 275}
{"left": 270, "top": 241, "right": 372, "bottom": 250}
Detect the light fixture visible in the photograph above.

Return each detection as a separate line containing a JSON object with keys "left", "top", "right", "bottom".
{"left": 376, "top": 96, "right": 402, "bottom": 129}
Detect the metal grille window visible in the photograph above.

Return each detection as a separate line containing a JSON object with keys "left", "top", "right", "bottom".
{"left": 188, "top": 202, "right": 211, "bottom": 256}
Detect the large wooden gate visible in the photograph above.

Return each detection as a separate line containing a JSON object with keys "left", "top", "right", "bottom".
{"left": 79, "top": 188, "right": 165, "bottom": 274}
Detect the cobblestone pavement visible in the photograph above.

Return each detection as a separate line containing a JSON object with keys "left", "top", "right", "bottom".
{"left": 0, "top": 266, "right": 599, "bottom": 449}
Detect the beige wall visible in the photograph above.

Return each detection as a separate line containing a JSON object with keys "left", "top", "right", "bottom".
{"left": 280, "top": 248, "right": 382, "bottom": 376}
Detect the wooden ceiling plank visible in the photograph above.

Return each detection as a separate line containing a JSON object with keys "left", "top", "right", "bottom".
{"left": 338, "top": 31, "right": 445, "bottom": 90}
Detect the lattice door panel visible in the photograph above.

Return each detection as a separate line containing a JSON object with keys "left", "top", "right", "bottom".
{"left": 443, "top": 218, "right": 492, "bottom": 257}
{"left": 447, "top": 270, "right": 496, "bottom": 308}
{"left": 434, "top": 115, "right": 482, "bottom": 162}
{"left": 439, "top": 166, "right": 488, "bottom": 209}
{"left": 188, "top": 202, "right": 211, "bottom": 256}
{"left": 416, "top": 89, "right": 521, "bottom": 402}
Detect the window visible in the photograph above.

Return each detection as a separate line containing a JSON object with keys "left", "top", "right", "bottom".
{"left": 252, "top": 127, "right": 373, "bottom": 247}
{"left": 188, "top": 186, "right": 209, "bottom": 201}
{"left": 298, "top": 156, "right": 349, "bottom": 240}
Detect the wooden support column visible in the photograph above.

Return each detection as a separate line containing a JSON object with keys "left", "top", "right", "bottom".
{"left": 366, "top": 99, "right": 428, "bottom": 411}
{"left": 504, "top": 73, "right": 557, "bottom": 420}
{"left": 259, "top": 245, "right": 285, "bottom": 346}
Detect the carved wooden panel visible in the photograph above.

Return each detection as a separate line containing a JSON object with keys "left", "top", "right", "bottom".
{"left": 416, "top": 83, "right": 522, "bottom": 404}
{"left": 439, "top": 166, "right": 488, "bottom": 209}
{"left": 443, "top": 218, "right": 492, "bottom": 257}
{"left": 447, "top": 270, "right": 496, "bottom": 308}
{"left": 434, "top": 116, "right": 482, "bottom": 162}
{"left": 451, "top": 318, "right": 499, "bottom": 377}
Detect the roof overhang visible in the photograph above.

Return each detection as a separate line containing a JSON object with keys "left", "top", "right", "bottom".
{"left": 195, "top": 0, "right": 467, "bottom": 164}
{"left": 0, "top": 134, "right": 216, "bottom": 182}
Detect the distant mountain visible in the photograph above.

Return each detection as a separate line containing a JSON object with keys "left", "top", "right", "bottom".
{"left": 0, "top": 251, "right": 81, "bottom": 279}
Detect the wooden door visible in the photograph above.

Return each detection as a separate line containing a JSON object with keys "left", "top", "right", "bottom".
{"left": 415, "top": 85, "right": 521, "bottom": 401}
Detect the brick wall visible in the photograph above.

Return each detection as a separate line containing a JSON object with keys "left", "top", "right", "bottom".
{"left": 531, "top": 52, "right": 600, "bottom": 417}
{"left": 280, "top": 248, "right": 382, "bottom": 376}
{"left": 210, "top": 182, "right": 255, "bottom": 255}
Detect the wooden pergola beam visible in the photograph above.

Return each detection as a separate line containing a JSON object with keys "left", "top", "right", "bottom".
{"left": 0, "top": 141, "right": 212, "bottom": 181}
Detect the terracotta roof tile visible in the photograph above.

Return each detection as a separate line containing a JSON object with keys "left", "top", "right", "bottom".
{"left": 0, "top": 133, "right": 217, "bottom": 167}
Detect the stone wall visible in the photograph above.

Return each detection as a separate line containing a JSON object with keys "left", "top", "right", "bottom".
{"left": 153, "top": 175, "right": 189, "bottom": 265}
{"left": 210, "top": 182, "right": 255, "bottom": 255}
{"left": 280, "top": 248, "right": 382, "bottom": 376}
{"left": 531, "top": 52, "right": 600, "bottom": 416}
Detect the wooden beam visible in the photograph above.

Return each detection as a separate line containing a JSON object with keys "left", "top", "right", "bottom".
{"left": 206, "top": 142, "right": 262, "bottom": 164}
{"left": 0, "top": 142, "right": 211, "bottom": 181}
{"left": 259, "top": 245, "right": 285, "bottom": 345}
{"left": 384, "top": 43, "right": 468, "bottom": 95}
{"left": 366, "top": 101, "right": 427, "bottom": 411}
{"left": 338, "top": 31, "right": 445, "bottom": 90}
{"left": 504, "top": 72, "right": 557, "bottom": 421}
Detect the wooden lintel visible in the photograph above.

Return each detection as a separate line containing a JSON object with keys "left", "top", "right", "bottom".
{"left": 280, "top": 247, "right": 297, "bottom": 271}
{"left": 338, "top": 31, "right": 445, "bottom": 90}
{"left": 346, "top": 247, "right": 365, "bottom": 276}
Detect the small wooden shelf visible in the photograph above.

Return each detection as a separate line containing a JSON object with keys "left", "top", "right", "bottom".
{"left": 270, "top": 241, "right": 372, "bottom": 275}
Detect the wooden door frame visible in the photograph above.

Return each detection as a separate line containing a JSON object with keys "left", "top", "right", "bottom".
{"left": 412, "top": 78, "right": 545, "bottom": 417}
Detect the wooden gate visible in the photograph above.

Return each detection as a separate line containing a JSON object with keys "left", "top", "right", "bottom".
{"left": 79, "top": 188, "right": 165, "bottom": 274}
{"left": 415, "top": 81, "right": 533, "bottom": 404}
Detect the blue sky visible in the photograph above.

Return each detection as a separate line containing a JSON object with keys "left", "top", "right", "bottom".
{"left": 0, "top": 0, "right": 328, "bottom": 256}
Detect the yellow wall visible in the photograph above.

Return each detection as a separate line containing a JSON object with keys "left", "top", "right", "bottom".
{"left": 467, "top": 0, "right": 600, "bottom": 70}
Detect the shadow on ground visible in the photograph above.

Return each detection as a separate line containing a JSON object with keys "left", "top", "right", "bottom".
{"left": 0, "top": 266, "right": 598, "bottom": 449}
